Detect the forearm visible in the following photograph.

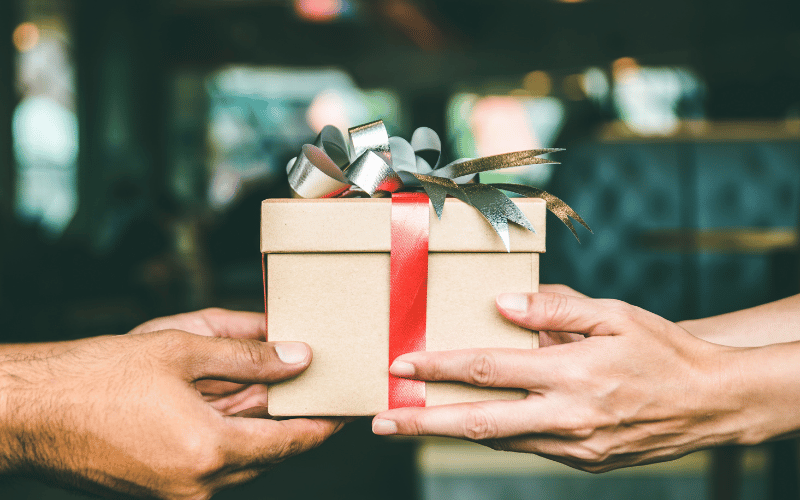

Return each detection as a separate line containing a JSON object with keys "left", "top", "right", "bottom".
{"left": 0, "top": 353, "right": 74, "bottom": 477}
{"left": 0, "top": 338, "right": 101, "bottom": 361}
{"left": 0, "top": 357, "right": 42, "bottom": 474}
{"left": 680, "top": 294, "right": 800, "bottom": 347}
{"left": 727, "top": 340, "right": 800, "bottom": 444}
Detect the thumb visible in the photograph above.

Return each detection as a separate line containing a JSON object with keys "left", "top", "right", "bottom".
{"left": 164, "top": 331, "right": 312, "bottom": 383}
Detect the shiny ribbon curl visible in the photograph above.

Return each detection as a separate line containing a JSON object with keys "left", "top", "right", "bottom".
{"left": 286, "top": 120, "right": 592, "bottom": 249}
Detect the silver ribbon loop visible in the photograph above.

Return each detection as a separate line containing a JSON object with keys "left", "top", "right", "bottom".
{"left": 345, "top": 150, "right": 402, "bottom": 196}
{"left": 314, "top": 125, "right": 350, "bottom": 168}
{"left": 288, "top": 145, "right": 349, "bottom": 199}
{"left": 348, "top": 120, "right": 391, "bottom": 164}
{"left": 286, "top": 119, "right": 590, "bottom": 247}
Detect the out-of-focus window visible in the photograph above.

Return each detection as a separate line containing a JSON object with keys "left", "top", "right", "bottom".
{"left": 12, "top": 3, "right": 77, "bottom": 238}
{"left": 611, "top": 57, "right": 705, "bottom": 136}
{"left": 204, "top": 66, "right": 404, "bottom": 210}
{"left": 448, "top": 75, "right": 566, "bottom": 187}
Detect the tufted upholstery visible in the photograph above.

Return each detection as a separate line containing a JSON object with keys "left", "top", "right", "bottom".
{"left": 541, "top": 139, "right": 800, "bottom": 321}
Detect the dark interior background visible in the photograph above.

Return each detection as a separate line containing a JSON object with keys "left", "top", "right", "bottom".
{"left": 1, "top": 0, "right": 799, "bottom": 499}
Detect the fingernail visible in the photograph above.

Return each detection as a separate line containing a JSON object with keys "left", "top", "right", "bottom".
{"left": 389, "top": 360, "right": 415, "bottom": 377}
{"left": 372, "top": 419, "right": 398, "bottom": 435}
{"left": 274, "top": 342, "right": 310, "bottom": 364}
{"left": 497, "top": 293, "right": 529, "bottom": 313}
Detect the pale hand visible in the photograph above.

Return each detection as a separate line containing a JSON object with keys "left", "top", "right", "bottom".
{"left": 372, "top": 286, "right": 779, "bottom": 473}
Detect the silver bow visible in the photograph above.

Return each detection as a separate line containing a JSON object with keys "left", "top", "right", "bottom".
{"left": 286, "top": 120, "right": 591, "bottom": 250}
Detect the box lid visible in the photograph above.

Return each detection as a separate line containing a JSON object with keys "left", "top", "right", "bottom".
{"left": 261, "top": 197, "right": 546, "bottom": 253}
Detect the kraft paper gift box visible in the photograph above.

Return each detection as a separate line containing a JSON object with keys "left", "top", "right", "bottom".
{"left": 261, "top": 196, "right": 546, "bottom": 416}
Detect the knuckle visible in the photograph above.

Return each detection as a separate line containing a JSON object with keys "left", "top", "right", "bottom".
{"left": 427, "top": 358, "right": 446, "bottom": 382}
{"left": 563, "top": 365, "right": 592, "bottom": 386}
{"left": 462, "top": 407, "right": 498, "bottom": 441}
{"left": 581, "top": 464, "right": 608, "bottom": 474}
{"left": 237, "top": 341, "right": 268, "bottom": 370}
{"left": 403, "top": 414, "right": 426, "bottom": 436}
{"left": 570, "top": 425, "right": 595, "bottom": 440}
{"left": 571, "top": 445, "right": 603, "bottom": 465}
{"left": 274, "top": 434, "right": 307, "bottom": 462}
{"left": 569, "top": 440, "right": 612, "bottom": 469}
{"left": 535, "top": 293, "right": 571, "bottom": 322}
{"left": 604, "top": 300, "right": 636, "bottom": 324}
{"left": 468, "top": 353, "right": 498, "bottom": 387}
{"left": 581, "top": 460, "right": 615, "bottom": 474}
{"left": 179, "top": 435, "right": 226, "bottom": 479}
{"left": 552, "top": 414, "right": 595, "bottom": 439}
{"left": 198, "top": 307, "right": 228, "bottom": 327}
{"left": 163, "top": 329, "right": 194, "bottom": 350}
{"left": 157, "top": 330, "right": 197, "bottom": 362}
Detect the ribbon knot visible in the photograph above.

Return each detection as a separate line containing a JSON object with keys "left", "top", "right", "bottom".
{"left": 287, "top": 119, "right": 591, "bottom": 249}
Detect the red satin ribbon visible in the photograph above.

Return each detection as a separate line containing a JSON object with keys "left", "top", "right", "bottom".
{"left": 262, "top": 254, "right": 268, "bottom": 337}
{"left": 389, "top": 192, "right": 429, "bottom": 409}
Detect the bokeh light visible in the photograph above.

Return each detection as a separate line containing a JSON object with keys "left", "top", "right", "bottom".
{"left": 12, "top": 22, "right": 40, "bottom": 52}
{"left": 294, "top": 0, "right": 344, "bottom": 22}
{"left": 612, "top": 56, "right": 640, "bottom": 82}
{"left": 523, "top": 71, "right": 552, "bottom": 97}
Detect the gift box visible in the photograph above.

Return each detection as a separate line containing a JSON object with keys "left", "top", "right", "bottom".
{"left": 260, "top": 119, "right": 588, "bottom": 416}
{"left": 262, "top": 196, "right": 545, "bottom": 416}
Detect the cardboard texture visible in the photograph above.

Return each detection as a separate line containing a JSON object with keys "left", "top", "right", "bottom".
{"left": 262, "top": 198, "right": 545, "bottom": 416}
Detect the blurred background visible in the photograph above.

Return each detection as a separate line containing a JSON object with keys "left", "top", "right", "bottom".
{"left": 1, "top": 0, "right": 799, "bottom": 499}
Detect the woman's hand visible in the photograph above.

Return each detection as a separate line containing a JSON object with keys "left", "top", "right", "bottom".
{"left": 372, "top": 290, "right": 767, "bottom": 473}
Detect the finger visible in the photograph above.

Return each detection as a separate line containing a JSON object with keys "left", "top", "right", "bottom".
{"left": 169, "top": 332, "right": 312, "bottom": 383}
{"left": 390, "top": 348, "right": 560, "bottom": 389}
{"left": 230, "top": 406, "right": 271, "bottom": 418}
{"left": 538, "top": 284, "right": 587, "bottom": 298}
{"left": 372, "top": 399, "right": 550, "bottom": 440}
{"left": 131, "top": 309, "right": 266, "bottom": 341}
{"left": 538, "top": 330, "right": 584, "bottom": 347}
{"left": 196, "top": 308, "right": 266, "bottom": 341}
{"left": 228, "top": 417, "right": 345, "bottom": 465}
{"left": 484, "top": 434, "right": 574, "bottom": 458}
{"left": 205, "top": 384, "right": 270, "bottom": 415}
{"left": 495, "top": 292, "right": 631, "bottom": 336}
{"left": 196, "top": 379, "right": 249, "bottom": 397}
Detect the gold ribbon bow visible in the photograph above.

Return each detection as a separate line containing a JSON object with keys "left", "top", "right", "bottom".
{"left": 287, "top": 120, "right": 591, "bottom": 250}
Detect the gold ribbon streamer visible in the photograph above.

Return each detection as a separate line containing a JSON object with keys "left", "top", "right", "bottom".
{"left": 433, "top": 149, "right": 563, "bottom": 179}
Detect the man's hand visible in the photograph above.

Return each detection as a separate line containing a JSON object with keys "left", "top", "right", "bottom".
{"left": 0, "top": 310, "right": 344, "bottom": 499}
{"left": 129, "top": 308, "right": 275, "bottom": 417}
{"left": 371, "top": 289, "right": 768, "bottom": 473}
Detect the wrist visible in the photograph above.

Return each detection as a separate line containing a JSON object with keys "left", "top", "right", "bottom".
{"left": 710, "top": 343, "right": 800, "bottom": 446}
{"left": 0, "top": 339, "right": 86, "bottom": 362}
{"left": 0, "top": 358, "right": 27, "bottom": 473}
{"left": 0, "top": 356, "right": 62, "bottom": 475}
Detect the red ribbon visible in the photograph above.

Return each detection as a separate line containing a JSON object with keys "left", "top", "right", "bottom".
{"left": 262, "top": 254, "right": 268, "bottom": 337}
{"left": 389, "top": 192, "right": 429, "bottom": 409}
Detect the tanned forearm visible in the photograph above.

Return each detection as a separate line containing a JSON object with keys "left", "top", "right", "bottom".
{"left": 0, "top": 356, "right": 35, "bottom": 474}
{"left": 679, "top": 294, "right": 800, "bottom": 347}
{"left": 0, "top": 339, "right": 93, "bottom": 361}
